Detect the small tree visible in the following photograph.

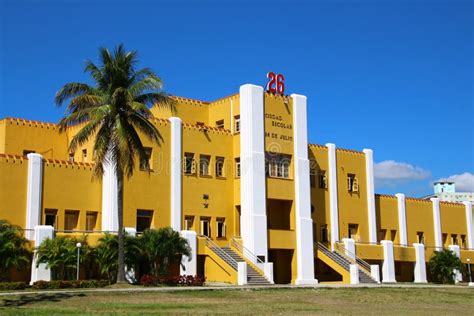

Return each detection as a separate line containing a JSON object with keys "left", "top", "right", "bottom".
{"left": 95, "top": 233, "right": 141, "bottom": 284}
{"left": 428, "top": 248, "right": 465, "bottom": 284}
{"left": 140, "top": 228, "right": 191, "bottom": 276}
{"left": 0, "top": 220, "right": 31, "bottom": 281}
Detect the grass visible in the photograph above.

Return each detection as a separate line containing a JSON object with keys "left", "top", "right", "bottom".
{"left": 0, "top": 287, "right": 473, "bottom": 315}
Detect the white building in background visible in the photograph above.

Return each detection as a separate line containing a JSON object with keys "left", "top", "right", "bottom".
{"left": 424, "top": 181, "right": 474, "bottom": 203}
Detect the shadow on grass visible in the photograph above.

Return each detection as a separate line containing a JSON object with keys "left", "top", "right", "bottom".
{"left": 1, "top": 292, "right": 85, "bottom": 308}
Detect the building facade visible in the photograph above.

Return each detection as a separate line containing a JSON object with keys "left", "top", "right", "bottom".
{"left": 423, "top": 181, "right": 474, "bottom": 203}
{"left": 1, "top": 83, "right": 473, "bottom": 285}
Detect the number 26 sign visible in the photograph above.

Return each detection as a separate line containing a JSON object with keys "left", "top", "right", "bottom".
{"left": 266, "top": 72, "right": 285, "bottom": 95}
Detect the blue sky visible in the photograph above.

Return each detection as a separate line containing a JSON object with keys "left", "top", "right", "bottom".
{"left": 0, "top": 0, "right": 473, "bottom": 196}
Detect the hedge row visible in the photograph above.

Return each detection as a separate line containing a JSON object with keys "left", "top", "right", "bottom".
{"left": 140, "top": 275, "right": 206, "bottom": 287}
{"left": 32, "top": 280, "right": 109, "bottom": 289}
{"left": 0, "top": 282, "right": 27, "bottom": 291}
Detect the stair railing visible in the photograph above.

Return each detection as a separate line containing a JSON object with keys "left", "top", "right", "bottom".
{"left": 333, "top": 242, "right": 372, "bottom": 275}
{"left": 200, "top": 235, "right": 239, "bottom": 270}
{"left": 230, "top": 237, "right": 266, "bottom": 275}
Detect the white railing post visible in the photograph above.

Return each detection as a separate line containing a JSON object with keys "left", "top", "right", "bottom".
{"left": 370, "top": 264, "right": 380, "bottom": 283}
{"left": 237, "top": 262, "right": 247, "bottom": 285}
{"left": 350, "top": 264, "right": 360, "bottom": 284}
{"left": 30, "top": 225, "right": 54, "bottom": 284}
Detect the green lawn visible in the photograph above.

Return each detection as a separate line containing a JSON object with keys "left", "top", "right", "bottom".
{"left": 0, "top": 287, "right": 473, "bottom": 315}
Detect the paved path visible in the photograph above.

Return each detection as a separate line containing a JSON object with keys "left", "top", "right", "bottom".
{"left": 0, "top": 283, "right": 472, "bottom": 297}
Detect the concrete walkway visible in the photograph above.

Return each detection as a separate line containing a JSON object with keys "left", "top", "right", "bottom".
{"left": 0, "top": 282, "right": 472, "bottom": 297}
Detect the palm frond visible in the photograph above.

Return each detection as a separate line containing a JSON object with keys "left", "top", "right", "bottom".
{"left": 55, "top": 83, "right": 91, "bottom": 106}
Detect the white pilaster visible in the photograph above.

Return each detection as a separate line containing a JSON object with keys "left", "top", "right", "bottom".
{"left": 350, "top": 264, "right": 360, "bottom": 284}
{"left": 180, "top": 230, "right": 197, "bottom": 276}
{"left": 448, "top": 245, "right": 462, "bottom": 283}
{"left": 431, "top": 198, "right": 442, "bottom": 250}
{"left": 342, "top": 238, "right": 356, "bottom": 260}
{"left": 101, "top": 154, "right": 118, "bottom": 232}
{"left": 30, "top": 225, "right": 54, "bottom": 284}
{"left": 396, "top": 193, "right": 407, "bottom": 246}
{"left": 239, "top": 84, "right": 268, "bottom": 260}
{"left": 463, "top": 201, "right": 473, "bottom": 249}
{"left": 170, "top": 117, "right": 182, "bottom": 231}
{"left": 363, "top": 149, "right": 377, "bottom": 244}
{"left": 124, "top": 227, "right": 137, "bottom": 283}
{"left": 326, "top": 143, "right": 339, "bottom": 248}
{"left": 370, "top": 264, "right": 381, "bottom": 283}
{"left": 292, "top": 93, "right": 318, "bottom": 285}
{"left": 381, "top": 240, "right": 396, "bottom": 283}
{"left": 413, "top": 243, "right": 427, "bottom": 283}
{"left": 25, "top": 153, "right": 43, "bottom": 240}
{"left": 237, "top": 262, "right": 247, "bottom": 285}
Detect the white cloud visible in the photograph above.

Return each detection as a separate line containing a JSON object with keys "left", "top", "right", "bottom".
{"left": 374, "top": 160, "right": 431, "bottom": 181}
{"left": 436, "top": 172, "right": 474, "bottom": 192}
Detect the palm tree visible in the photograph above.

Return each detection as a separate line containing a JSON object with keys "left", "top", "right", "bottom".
{"left": 0, "top": 220, "right": 31, "bottom": 281}
{"left": 36, "top": 236, "right": 80, "bottom": 280}
{"left": 55, "top": 45, "right": 173, "bottom": 282}
{"left": 140, "top": 228, "right": 191, "bottom": 276}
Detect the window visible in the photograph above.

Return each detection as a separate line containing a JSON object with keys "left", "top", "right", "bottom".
{"left": 82, "top": 149, "right": 88, "bottom": 162}
{"left": 417, "top": 231, "right": 425, "bottom": 244}
{"left": 215, "top": 157, "right": 225, "bottom": 177}
{"left": 318, "top": 171, "right": 328, "bottom": 189}
{"left": 460, "top": 235, "right": 466, "bottom": 248}
{"left": 140, "top": 147, "right": 152, "bottom": 171}
{"left": 215, "top": 120, "right": 224, "bottom": 129}
{"left": 347, "top": 174, "right": 358, "bottom": 192}
{"left": 44, "top": 209, "right": 58, "bottom": 229}
{"left": 86, "top": 211, "right": 98, "bottom": 231}
{"left": 348, "top": 224, "right": 359, "bottom": 241}
{"left": 265, "top": 153, "right": 291, "bottom": 179}
{"left": 321, "top": 224, "right": 328, "bottom": 242}
{"left": 23, "top": 150, "right": 35, "bottom": 156}
{"left": 68, "top": 152, "right": 75, "bottom": 163}
{"left": 136, "top": 210, "right": 153, "bottom": 233}
{"left": 199, "top": 155, "right": 211, "bottom": 176}
{"left": 184, "top": 153, "right": 196, "bottom": 175}
{"left": 184, "top": 216, "right": 194, "bottom": 230}
{"left": 442, "top": 233, "right": 448, "bottom": 246}
{"left": 390, "top": 230, "right": 397, "bottom": 242}
{"left": 216, "top": 218, "right": 226, "bottom": 238}
{"left": 451, "top": 234, "right": 458, "bottom": 245}
{"left": 196, "top": 121, "right": 205, "bottom": 126}
{"left": 235, "top": 158, "right": 241, "bottom": 178}
{"left": 200, "top": 217, "right": 210, "bottom": 237}
{"left": 379, "top": 229, "right": 387, "bottom": 241}
{"left": 64, "top": 210, "right": 79, "bottom": 231}
{"left": 234, "top": 115, "right": 240, "bottom": 133}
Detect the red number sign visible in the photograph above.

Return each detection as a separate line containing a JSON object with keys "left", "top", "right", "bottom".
{"left": 266, "top": 72, "right": 285, "bottom": 95}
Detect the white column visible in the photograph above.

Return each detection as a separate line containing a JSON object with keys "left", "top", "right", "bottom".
{"left": 370, "top": 264, "right": 380, "bottom": 283}
{"left": 30, "top": 225, "right": 54, "bottom": 284}
{"left": 239, "top": 84, "right": 268, "bottom": 260}
{"left": 342, "top": 238, "right": 356, "bottom": 260}
{"left": 431, "top": 198, "right": 442, "bottom": 250}
{"left": 101, "top": 155, "right": 118, "bottom": 232}
{"left": 413, "top": 243, "right": 427, "bottom": 283}
{"left": 124, "top": 227, "right": 137, "bottom": 283}
{"left": 25, "top": 153, "right": 43, "bottom": 240}
{"left": 448, "top": 245, "right": 462, "bottom": 283}
{"left": 363, "top": 149, "right": 377, "bottom": 244}
{"left": 180, "top": 230, "right": 197, "bottom": 276}
{"left": 292, "top": 93, "right": 318, "bottom": 285}
{"left": 396, "top": 193, "right": 407, "bottom": 246}
{"left": 463, "top": 201, "right": 473, "bottom": 249}
{"left": 237, "top": 262, "right": 247, "bottom": 285}
{"left": 326, "top": 143, "right": 339, "bottom": 248}
{"left": 381, "top": 240, "right": 396, "bottom": 283}
{"left": 263, "top": 262, "right": 274, "bottom": 284}
{"left": 170, "top": 117, "right": 183, "bottom": 231}
{"left": 350, "top": 264, "right": 360, "bottom": 284}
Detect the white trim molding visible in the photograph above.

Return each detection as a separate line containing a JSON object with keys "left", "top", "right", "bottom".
{"left": 395, "top": 193, "right": 407, "bottom": 246}
{"left": 430, "top": 198, "right": 442, "bottom": 250}
{"left": 239, "top": 84, "right": 268, "bottom": 260}
{"left": 170, "top": 117, "right": 183, "bottom": 231}
{"left": 326, "top": 143, "right": 339, "bottom": 248}
{"left": 292, "top": 93, "right": 318, "bottom": 285}
{"left": 25, "top": 153, "right": 43, "bottom": 240}
{"left": 363, "top": 149, "right": 377, "bottom": 243}
{"left": 463, "top": 201, "right": 473, "bottom": 249}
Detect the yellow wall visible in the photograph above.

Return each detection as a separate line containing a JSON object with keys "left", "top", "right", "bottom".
{"left": 0, "top": 155, "right": 28, "bottom": 227}
{"left": 375, "top": 195, "right": 399, "bottom": 243}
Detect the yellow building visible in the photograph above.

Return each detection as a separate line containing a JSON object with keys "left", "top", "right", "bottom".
{"left": 1, "top": 84, "right": 473, "bottom": 285}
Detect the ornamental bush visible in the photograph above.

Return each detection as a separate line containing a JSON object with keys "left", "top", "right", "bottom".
{"left": 31, "top": 280, "right": 108, "bottom": 290}
{"left": 0, "top": 282, "right": 27, "bottom": 291}
{"left": 0, "top": 220, "right": 31, "bottom": 281}
{"left": 428, "top": 248, "right": 465, "bottom": 284}
{"left": 139, "top": 274, "right": 205, "bottom": 287}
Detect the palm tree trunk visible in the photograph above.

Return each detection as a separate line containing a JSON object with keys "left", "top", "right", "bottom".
{"left": 116, "top": 169, "right": 126, "bottom": 283}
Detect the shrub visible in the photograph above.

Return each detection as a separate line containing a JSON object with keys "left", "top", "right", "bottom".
{"left": 428, "top": 248, "right": 465, "bottom": 284}
{"left": 31, "top": 280, "right": 108, "bottom": 290}
{"left": 0, "top": 282, "right": 27, "bottom": 291}
{"left": 139, "top": 274, "right": 158, "bottom": 287}
{"left": 139, "top": 274, "right": 205, "bottom": 287}
{"left": 0, "top": 220, "right": 31, "bottom": 281}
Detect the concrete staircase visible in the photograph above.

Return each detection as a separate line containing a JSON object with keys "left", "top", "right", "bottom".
{"left": 218, "top": 247, "right": 271, "bottom": 285}
{"left": 316, "top": 242, "right": 377, "bottom": 284}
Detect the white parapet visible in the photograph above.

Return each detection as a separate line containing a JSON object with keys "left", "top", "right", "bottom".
{"left": 350, "top": 264, "right": 360, "bottom": 284}
{"left": 292, "top": 93, "right": 318, "bottom": 286}
{"left": 370, "top": 264, "right": 381, "bottom": 283}
{"left": 448, "top": 245, "right": 462, "bottom": 283}
{"left": 431, "top": 198, "right": 442, "bottom": 250}
{"left": 363, "top": 149, "right": 377, "bottom": 244}
{"left": 239, "top": 84, "right": 268, "bottom": 260}
{"left": 237, "top": 261, "right": 247, "bottom": 285}
{"left": 170, "top": 117, "right": 183, "bottom": 231}
{"left": 381, "top": 240, "right": 396, "bottom": 283}
{"left": 463, "top": 201, "right": 473, "bottom": 249}
{"left": 25, "top": 153, "right": 43, "bottom": 240}
{"left": 413, "top": 243, "right": 427, "bottom": 283}
{"left": 326, "top": 143, "right": 339, "bottom": 248}
{"left": 342, "top": 238, "right": 356, "bottom": 260}
{"left": 396, "top": 193, "right": 408, "bottom": 246}
{"left": 180, "top": 230, "right": 197, "bottom": 276}
{"left": 30, "top": 225, "right": 54, "bottom": 284}
{"left": 101, "top": 153, "right": 118, "bottom": 232}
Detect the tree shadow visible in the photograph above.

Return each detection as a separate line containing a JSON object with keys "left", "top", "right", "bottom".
{"left": 1, "top": 292, "right": 85, "bottom": 307}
